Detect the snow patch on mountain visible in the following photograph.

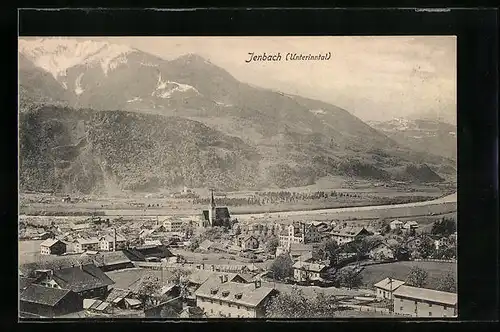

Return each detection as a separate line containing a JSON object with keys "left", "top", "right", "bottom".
{"left": 127, "top": 97, "right": 142, "bottom": 103}
{"left": 74, "top": 73, "right": 84, "bottom": 95}
{"left": 18, "top": 38, "right": 135, "bottom": 79}
{"left": 310, "top": 109, "right": 326, "bottom": 115}
{"left": 153, "top": 73, "right": 201, "bottom": 99}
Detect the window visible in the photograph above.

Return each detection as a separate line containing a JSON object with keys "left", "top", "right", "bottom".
{"left": 228, "top": 303, "right": 231, "bottom": 308}
{"left": 228, "top": 313, "right": 231, "bottom": 318}
{"left": 210, "top": 299, "right": 213, "bottom": 304}
{"left": 429, "top": 312, "right": 432, "bottom": 317}
{"left": 210, "top": 309, "right": 213, "bottom": 313}
{"left": 429, "top": 304, "right": 432, "bottom": 308}
{"left": 400, "top": 306, "right": 403, "bottom": 311}
{"left": 237, "top": 305, "right": 240, "bottom": 309}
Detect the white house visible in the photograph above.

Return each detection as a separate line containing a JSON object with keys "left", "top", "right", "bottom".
{"left": 393, "top": 285, "right": 457, "bottom": 317}
{"left": 403, "top": 221, "right": 419, "bottom": 230}
{"left": 390, "top": 219, "right": 404, "bottom": 230}
{"left": 374, "top": 277, "right": 405, "bottom": 300}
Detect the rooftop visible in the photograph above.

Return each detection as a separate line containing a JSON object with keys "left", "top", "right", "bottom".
{"left": 20, "top": 284, "right": 72, "bottom": 307}
{"left": 195, "top": 277, "right": 277, "bottom": 308}
{"left": 373, "top": 278, "right": 406, "bottom": 292}
{"left": 292, "top": 261, "right": 327, "bottom": 272}
{"left": 393, "top": 285, "right": 457, "bottom": 305}
{"left": 40, "top": 238, "right": 62, "bottom": 247}
{"left": 51, "top": 263, "right": 115, "bottom": 293}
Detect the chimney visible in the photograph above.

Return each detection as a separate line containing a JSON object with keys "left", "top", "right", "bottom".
{"left": 211, "top": 264, "right": 215, "bottom": 271}
{"left": 254, "top": 280, "right": 261, "bottom": 289}
{"left": 223, "top": 274, "right": 228, "bottom": 283}
{"left": 219, "top": 275, "right": 224, "bottom": 283}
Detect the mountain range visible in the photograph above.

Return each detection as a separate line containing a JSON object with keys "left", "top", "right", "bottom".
{"left": 18, "top": 38, "right": 456, "bottom": 194}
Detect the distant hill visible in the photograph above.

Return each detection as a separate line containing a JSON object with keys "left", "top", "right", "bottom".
{"left": 368, "top": 118, "right": 457, "bottom": 161}
{"left": 18, "top": 38, "right": 455, "bottom": 194}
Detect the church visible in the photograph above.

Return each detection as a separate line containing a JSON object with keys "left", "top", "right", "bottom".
{"left": 201, "top": 189, "right": 232, "bottom": 228}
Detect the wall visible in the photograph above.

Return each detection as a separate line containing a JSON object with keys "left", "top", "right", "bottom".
{"left": 196, "top": 295, "right": 258, "bottom": 318}
{"left": 393, "top": 296, "right": 456, "bottom": 317}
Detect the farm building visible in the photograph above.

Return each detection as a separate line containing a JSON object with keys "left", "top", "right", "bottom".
{"left": 40, "top": 239, "right": 67, "bottom": 256}
{"left": 393, "top": 285, "right": 457, "bottom": 317}
{"left": 329, "top": 226, "right": 372, "bottom": 245}
{"left": 36, "top": 263, "right": 115, "bottom": 300}
{"left": 369, "top": 243, "right": 396, "bottom": 260}
{"left": 19, "top": 284, "right": 83, "bottom": 317}
{"left": 292, "top": 261, "right": 327, "bottom": 282}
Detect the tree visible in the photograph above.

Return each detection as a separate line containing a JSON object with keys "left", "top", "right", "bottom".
{"left": 406, "top": 266, "right": 428, "bottom": 288}
{"left": 137, "top": 275, "right": 161, "bottom": 307}
{"left": 265, "top": 236, "right": 280, "bottom": 255}
{"left": 160, "top": 304, "right": 180, "bottom": 318}
{"left": 335, "top": 268, "right": 362, "bottom": 289}
{"left": 265, "top": 288, "right": 342, "bottom": 318}
{"left": 437, "top": 272, "right": 456, "bottom": 293}
{"left": 269, "top": 254, "right": 294, "bottom": 280}
{"left": 417, "top": 236, "right": 435, "bottom": 259}
{"left": 431, "top": 218, "right": 456, "bottom": 237}
{"left": 319, "top": 238, "right": 339, "bottom": 266}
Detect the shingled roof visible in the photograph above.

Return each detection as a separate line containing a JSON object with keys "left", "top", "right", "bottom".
{"left": 20, "top": 284, "right": 73, "bottom": 307}
{"left": 51, "top": 264, "right": 114, "bottom": 293}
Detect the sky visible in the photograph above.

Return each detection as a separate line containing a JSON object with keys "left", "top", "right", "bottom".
{"left": 76, "top": 37, "right": 457, "bottom": 124}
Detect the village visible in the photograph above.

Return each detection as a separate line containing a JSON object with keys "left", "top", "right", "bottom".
{"left": 19, "top": 190, "right": 457, "bottom": 319}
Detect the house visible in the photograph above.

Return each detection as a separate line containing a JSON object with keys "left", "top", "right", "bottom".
{"left": 73, "top": 237, "right": 99, "bottom": 253}
{"left": 292, "top": 261, "right": 327, "bottom": 282}
{"left": 403, "top": 221, "right": 419, "bottom": 231}
{"left": 373, "top": 278, "right": 406, "bottom": 300}
{"left": 330, "top": 226, "right": 372, "bottom": 245}
{"left": 36, "top": 263, "right": 115, "bottom": 299}
{"left": 279, "top": 222, "right": 322, "bottom": 249}
{"left": 144, "top": 239, "right": 163, "bottom": 246}
{"left": 40, "top": 239, "right": 67, "bottom": 256}
{"left": 369, "top": 242, "right": 395, "bottom": 260}
{"left": 198, "top": 240, "right": 215, "bottom": 252}
{"left": 19, "top": 284, "right": 83, "bottom": 317}
{"left": 392, "top": 285, "right": 457, "bottom": 317}
{"left": 144, "top": 297, "right": 184, "bottom": 318}
{"left": 71, "top": 223, "right": 92, "bottom": 231}
{"left": 275, "top": 243, "right": 321, "bottom": 261}
{"left": 390, "top": 220, "right": 404, "bottom": 230}
{"left": 236, "top": 235, "right": 259, "bottom": 250}
{"left": 310, "top": 221, "right": 330, "bottom": 232}
{"left": 195, "top": 276, "right": 278, "bottom": 318}
{"left": 162, "top": 218, "right": 184, "bottom": 233}
{"left": 434, "top": 237, "right": 451, "bottom": 251}
{"left": 99, "top": 233, "right": 127, "bottom": 251}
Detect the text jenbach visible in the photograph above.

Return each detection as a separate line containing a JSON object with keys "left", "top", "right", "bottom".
{"left": 245, "top": 52, "right": 332, "bottom": 63}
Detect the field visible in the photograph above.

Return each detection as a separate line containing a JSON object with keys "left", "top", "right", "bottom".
{"left": 359, "top": 261, "right": 457, "bottom": 290}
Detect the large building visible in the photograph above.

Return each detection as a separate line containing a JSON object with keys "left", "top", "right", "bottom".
{"left": 163, "top": 218, "right": 184, "bottom": 233}
{"left": 202, "top": 190, "right": 232, "bottom": 228}
{"left": 392, "top": 285, "right": 457, "bottom": 317}
{"left": 292, "top": 261, "right": 327, "bottom": 282}
{"left": 278, "top": 222, "right": 321, "bottom": 249}
{"left": 73, "top": 237, "right": 99, "bottom": 253}
{"left": 195, "top": 275, "right": 278, "bottom": 318}
{"left": 35, "top": 263, "right": 115, "bottom": 300}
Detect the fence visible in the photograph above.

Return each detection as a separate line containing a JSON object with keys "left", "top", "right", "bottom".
{"left": 413, "top": 258, "right": 456, "bottom": 263}
{"left": 343, "top": 304, "right": 391, "bottom": 314}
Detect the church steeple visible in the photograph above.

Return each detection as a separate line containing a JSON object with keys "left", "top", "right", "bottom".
{"left": 208, "top": 189, "right": 216, "bottom": 226}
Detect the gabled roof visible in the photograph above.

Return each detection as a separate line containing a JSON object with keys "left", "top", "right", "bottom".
{"left": 292, "top": 261, "right": 327, "bottom": 272}
{"left": 19, "top": 277, "right": 38, "bottom": 291}
{"left": 20, "top": 284, "right": 73, "bottom": 307}
{"left": 393, "top": 285, "right": 457, "bottom": 305}
{"left": 194, "top": 276, "right": 276, "bottom": 308}
{"left": 75, "top": 237, "right": 99, "bottom": 245}
{"left": 40, "top": 239, "right": 63, "bottom": 248}
{"left": 331, "top": 226, "right": 371, "bottom": 238}
{"left": 98, "top": 251, "right": 133, "bottom": 266}
{"left": 373, "top": 278, "right": 405, "bottom": 291}
{"left": 198, "top": 240, "right": 214, "bottom": 251}
{"left": 105, "top": 287, "right": 132, "bottom": 304}
{"left": 51, "top": 263, "right": 114, "bottom": 293}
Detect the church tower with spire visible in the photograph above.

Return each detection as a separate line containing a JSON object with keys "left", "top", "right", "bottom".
{"left": 208, "top": 189, "right": 216, "bottom": 226}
